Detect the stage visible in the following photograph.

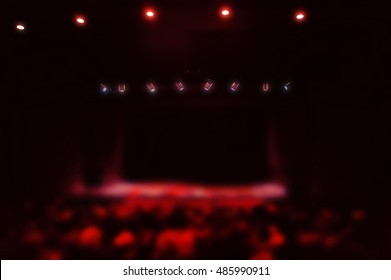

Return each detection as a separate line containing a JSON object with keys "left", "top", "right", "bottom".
{"left": 71, "top": 181, "right": 287, "bottom": 205}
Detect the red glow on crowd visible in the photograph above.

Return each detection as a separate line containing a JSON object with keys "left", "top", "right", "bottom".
{"left": 9, "top": 192, "right": 371, "bottom": 260}
{"left": 78, "top": 226, "right": 102, "bottom": 247}
{"left": 113, "top": 230, "right": 136, "bottom": 247}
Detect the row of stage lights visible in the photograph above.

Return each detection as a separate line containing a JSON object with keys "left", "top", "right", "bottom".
{"left": 99, "top": 81, "right": 293, "bottom": 95}
{"left": 14, "top": 8, "right": 307, "bottom": 32}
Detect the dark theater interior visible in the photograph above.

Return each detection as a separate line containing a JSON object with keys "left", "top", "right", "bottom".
{"left": 3, "top": 0, "right": 390, "bottom": 260}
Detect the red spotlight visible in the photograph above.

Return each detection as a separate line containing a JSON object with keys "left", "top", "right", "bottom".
{"left": 16, "top": 24, "right": 25, "bottom": 31}
{"left": 295, "top": 11, "right": 306, "bottom": 22}
{"left": 144, "top": 8, "right": 157, "bottom": 20}
{"left": 220, "top": 7, "right": 231, "bottom": 18}
{"left": 75, "top": 16, "right": 86, "bottom": 26}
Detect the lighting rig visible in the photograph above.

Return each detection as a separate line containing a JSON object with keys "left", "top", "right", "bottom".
{"left": 98, "top": 80, "right": 293, "bottom": 95}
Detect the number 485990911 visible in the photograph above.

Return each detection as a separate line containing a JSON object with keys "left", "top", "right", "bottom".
{"left": 216, "top": 267, "right": 270, "bottom": 276}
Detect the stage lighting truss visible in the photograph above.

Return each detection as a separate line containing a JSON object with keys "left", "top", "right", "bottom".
{"left": 98, "top": 81, "right": 293, "bottom": 96}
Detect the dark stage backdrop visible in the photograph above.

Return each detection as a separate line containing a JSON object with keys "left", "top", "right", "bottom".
{"left": 80, "top": 106, "right": 271, "bottom": 185}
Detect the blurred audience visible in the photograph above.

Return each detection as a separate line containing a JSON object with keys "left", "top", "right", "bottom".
{"left": 0, "top": 197, "right": 378, "bottom": 259}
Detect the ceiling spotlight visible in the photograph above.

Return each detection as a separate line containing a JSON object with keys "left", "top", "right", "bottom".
{"left": 203, "top": 79, "right": 214, "bottom": 92}
{"left": 16, "top": 24, "right": 25, "bottom": 31}
{"left": 295, "top": 11, "right": 306, "bottom": 22}
{"left": 75, "top": 16, "right": 86, "bottom": 26}
{"left": 175, "top": 81, "right": 185, "bottom": 92}
{"left": 144, "top": 8, "right": 156, "bottom": 20}
{"left": 220, "top": 7, "right": 231, "bottom": 18}
{"left": 146, "top": 82, "right": 157, "bottom": 94}
{"left": 230, "top": 81, "right": 240, "bottom": 92}
{"left": 262, "top": 82, "right": 271, "bottom": 93}
{"left": 118, "top": 83, "right": 127, "bottom": 94}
